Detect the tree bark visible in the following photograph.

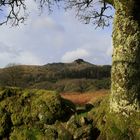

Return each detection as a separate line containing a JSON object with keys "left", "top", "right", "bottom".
{"left": 110, "top": 0, "right": 140, "bottom": 115}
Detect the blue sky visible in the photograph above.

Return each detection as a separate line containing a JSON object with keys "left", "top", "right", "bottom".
{"left": 0, "top": 0, "right": 113, "bottom": 68}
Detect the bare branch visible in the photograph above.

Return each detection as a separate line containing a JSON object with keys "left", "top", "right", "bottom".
{"left": 64, "top": 0, "right": 113, "bottom": 28}
{"left": 0, "top": 0, "right": 27, "bottom": 26}
{"left": 0, "top": 0, "right": 113, "bottom": 27}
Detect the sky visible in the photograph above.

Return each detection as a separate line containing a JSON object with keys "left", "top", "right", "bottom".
{"left": 0, "top": 0, "right": 113, "bottom": 68}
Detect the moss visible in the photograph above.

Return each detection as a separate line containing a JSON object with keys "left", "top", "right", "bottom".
{"left": 0, "top": 87, "right": 76, "bottom": 138}
{"left": 89, "top": 97, "right": 140, "bottom": 139}
{"left": 0, "top": 108, "right": 12, "bottom": 137}
{"left": 30, "top": 90, "right": 75, "bottom": 124}
{"left": 65, "top": 114, "right": 97, "bottom": 139}
{"left": 44, "top": 122, "right": 73, "bottom": 140}
{"left": 31, "top": 92, "right": 60, "bottom": 124}
{"left": 3, "top": 87, "right": 140, "bottom": 139}
{"left": 44, "top": 125, "right": 58, "bottom": 140}
{"left": 10, "top": 126, "right": 45, "bottom": 140}
{"left": 11, "top": 113, "right": 23, "bottom": 126}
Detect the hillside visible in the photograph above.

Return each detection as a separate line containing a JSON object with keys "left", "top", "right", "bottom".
{"left": 0, "top": 59, "right": 111, "bottom": 92}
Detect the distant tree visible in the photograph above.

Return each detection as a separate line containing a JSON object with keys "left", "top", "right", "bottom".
{"left": 0, "top": 0, "right": 140, "bottom": 115}
{"left": 0, "top": 63, "right": 23, "bottom": 87}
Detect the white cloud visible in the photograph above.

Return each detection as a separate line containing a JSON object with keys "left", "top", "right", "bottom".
{"left": 0, "top": 42, "right": 21, "bottom": 55}
{"left": 32, "top": 16, "right": 65, "bottom": 33}
{"left": 61, "top": 48, "right": 90, "bottom": 62}
{"left": 16, "top": 51, "right": 42, "bottom": 65}
{"left": 0, "top": 2, "right": 113, "bottom": 67}
{"left": 0, "top": 51, "right": 41, "bottom": 67}
{"left": 33, "top": 17, "right": 55, "bottom": 29}
{"left": 0, "top": 42, "right": 41, "bottom": 67}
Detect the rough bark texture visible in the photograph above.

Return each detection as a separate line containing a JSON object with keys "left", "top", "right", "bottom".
{"left": 110, "top": 0, "right": 140, "bottom": 115}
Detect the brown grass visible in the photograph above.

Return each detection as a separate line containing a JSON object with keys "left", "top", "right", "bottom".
{"left": 61, "top": 90, "right": 109, "bottom": 105}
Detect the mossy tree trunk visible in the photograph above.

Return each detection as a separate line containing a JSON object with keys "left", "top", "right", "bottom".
{"left": 110, "top": 0, "right": 140, "bottom": 114}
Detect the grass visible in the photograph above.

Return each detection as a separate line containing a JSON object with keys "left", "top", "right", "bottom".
{"left": 61, "top": 90, "right": 109, "bottom": 105}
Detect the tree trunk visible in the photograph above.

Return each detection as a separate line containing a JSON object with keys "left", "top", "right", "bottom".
{"left": 110, "top": 0, "right": 140, "bottom": 115}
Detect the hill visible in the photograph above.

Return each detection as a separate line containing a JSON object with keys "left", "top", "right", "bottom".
{"left": 0, "top": 59, "right": 111, "bottom": 93}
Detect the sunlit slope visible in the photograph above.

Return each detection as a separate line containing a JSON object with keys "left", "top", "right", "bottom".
{"left": 0, "top": 59, "right": 111, "bottom": 92}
